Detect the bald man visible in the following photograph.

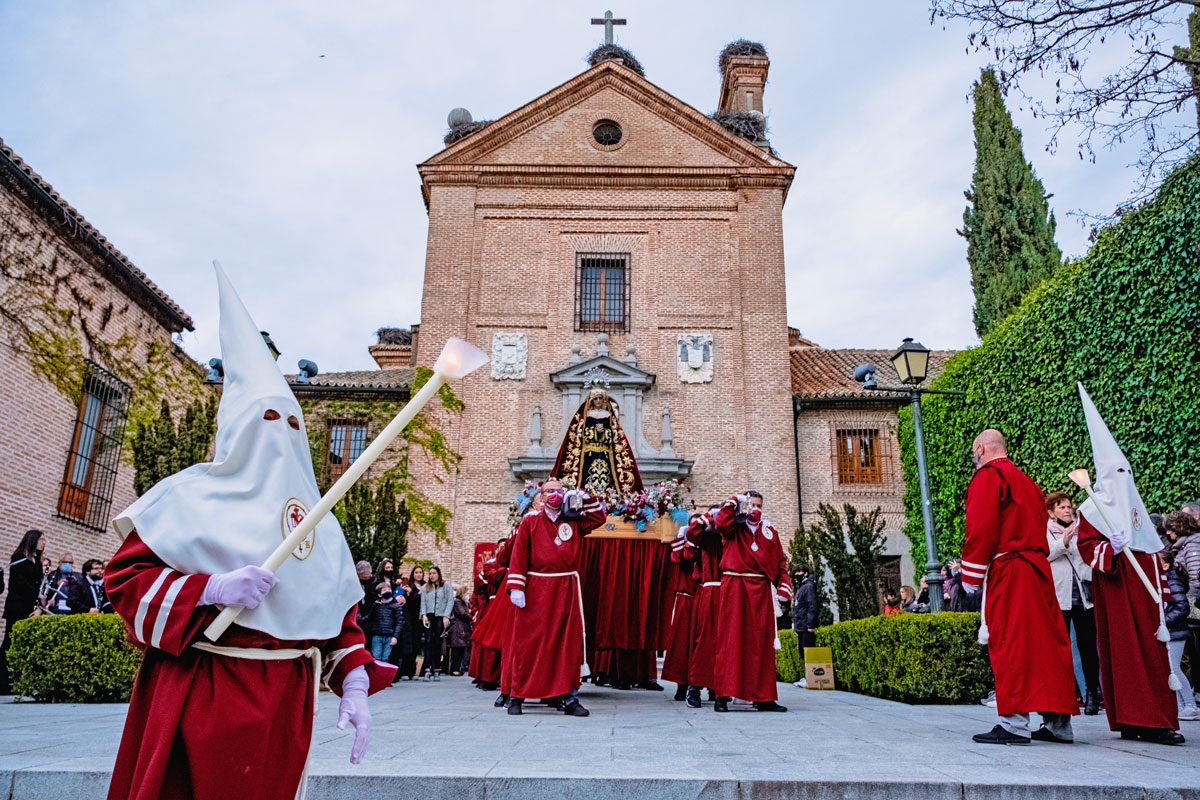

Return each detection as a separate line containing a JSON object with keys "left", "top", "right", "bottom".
{"left": 962, "top": 430, "right": 1078, "bottom": 745}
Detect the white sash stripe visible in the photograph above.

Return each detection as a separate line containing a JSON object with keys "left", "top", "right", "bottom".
{"left": 961, "top": 559, "right": 988, "bottom": 570}
{"left": 134, "top": 568, "right": 172, "bottom": 643}
{"left": 151, "top": 575, "right": 189, "bottom": 649}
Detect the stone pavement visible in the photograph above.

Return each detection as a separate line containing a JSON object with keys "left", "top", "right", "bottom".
{"left": 0, "top": 678, "right": 1195, "bottom": 799}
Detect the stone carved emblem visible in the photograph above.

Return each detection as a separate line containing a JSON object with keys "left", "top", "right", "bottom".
{"left": 677, "top": 332, "right": 713, "bottom": 384}
{"left": 491, "top": 332, "right": 528, "bottom": 380}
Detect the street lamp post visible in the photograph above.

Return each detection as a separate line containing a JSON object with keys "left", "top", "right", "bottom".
{"left": 855, "top": 338, "right": 963, "bottom": 613}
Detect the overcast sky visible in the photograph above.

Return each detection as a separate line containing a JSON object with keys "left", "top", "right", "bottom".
{"left": 0, "top": 0, "right": 1175, "bottom": 371}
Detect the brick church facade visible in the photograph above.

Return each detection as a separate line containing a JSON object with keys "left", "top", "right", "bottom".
{"left": 404, "top": 52, "right": 800, "bottom": 582}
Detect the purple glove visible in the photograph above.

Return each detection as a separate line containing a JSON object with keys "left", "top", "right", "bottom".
{"left": 1109, "top": 529, "right": 1129, "bottom": 553}
{"left": 337, "top": 666, "right": 371, "bottom": 764}
{"left": 510, "top": 589, "right": 526, "bottom": 608}
{"left": 200, "top": 566, "right": 278, "bottom": 609}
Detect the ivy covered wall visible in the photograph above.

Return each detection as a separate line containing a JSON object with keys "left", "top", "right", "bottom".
{"left": 899, "top": 157, "right": 1200, "bottom": 571}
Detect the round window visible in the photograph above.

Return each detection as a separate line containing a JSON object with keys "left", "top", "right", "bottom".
{"left": 592, "top": 120, "right": 623, "bottom": 146}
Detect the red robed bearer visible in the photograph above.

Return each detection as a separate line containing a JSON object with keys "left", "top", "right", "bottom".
{"left": 713, "top": 491, "right": 792, "bottom": 713}
{"left": 1070, "top": 384, "right": 1183, "bottom": 746}
{"left": 962, "top": 430, "right": 1078, "bottom": 746}
{"left": 105, "top": 263, "right": 486, "bottom": 799}
{"left": 505, "top": 479, "right": 606, "bottom": 717}
{"left": 662, "top": 514, "right": 700, "bottom": 702}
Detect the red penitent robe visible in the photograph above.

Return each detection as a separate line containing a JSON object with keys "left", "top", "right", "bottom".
{"left": 661, "top": 525, "right": 699, "bottom": 686}
{"left": 467, "top": 560, "right": 498, "bottom": 683}
{"left": 105, "top": 532, "right": 392, "bottom": 800}
{"left": 713, "top": 504, "right": 792, "bottom": 702}
{"left": 505, "top": 499, "right": 607, "bottom": 699}
{"left": 1075, "top": 519, "right": 1178, "bottom": 732}
{"left": 471, "top": 538, "right": 513, "bottom": 689}
{"left": 686, "top": 512, "right": 723, "bottom": 690}
{"left": 961, "top": 459, "right": 1077, "bottom": 718}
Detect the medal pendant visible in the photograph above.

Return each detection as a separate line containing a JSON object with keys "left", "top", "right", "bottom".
{"left": 554, "top": 537, "right": 563, "bottom": 547}
{"left": 751, "top": 542, "right": 759, "bottom": 552}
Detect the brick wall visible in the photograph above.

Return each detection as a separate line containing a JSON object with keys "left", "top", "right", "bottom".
{"left": 410, "top": 79, "right": 799, "bottom": 584}
{"left": 0, "top": 176, "right": 197, "bottom": 633}
{"left": 794, "top": 401, "right": 916, "bottom": 584}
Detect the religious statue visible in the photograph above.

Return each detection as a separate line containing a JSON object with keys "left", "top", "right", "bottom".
{"left": 551, "top": 388, "right": 644, "bottom": 495}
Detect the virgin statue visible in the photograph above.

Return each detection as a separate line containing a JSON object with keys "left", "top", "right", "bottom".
{"left": 551, "top": 388, "right": 644, "bottom": 496}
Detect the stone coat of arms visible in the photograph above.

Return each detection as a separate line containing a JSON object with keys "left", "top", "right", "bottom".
{"left": 491, "top": 332, "right": 528, "bottom": 380}
{"left": 677, "top": 332, "right": 713, "bottom": 384}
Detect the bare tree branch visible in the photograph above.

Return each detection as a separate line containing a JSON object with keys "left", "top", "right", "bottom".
{"left": 931, "top": 1, "right": 1200, "bottom": 209}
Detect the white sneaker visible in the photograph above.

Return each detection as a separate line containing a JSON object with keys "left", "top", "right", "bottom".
{"left": 980, "top": 691, "right": 997, "bottom": 708}
{"left": 794, "top": 678, "right": 808, "bottom": 689}
{"left": 1179, "top": 706, "right": 1200, "bottom": 722}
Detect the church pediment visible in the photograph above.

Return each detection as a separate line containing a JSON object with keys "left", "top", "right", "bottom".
{"left": 549, "top": 354, "right": 655, "bottom": 389}
{"left": 420, "top": 60, "right": 793, "bottom": 172}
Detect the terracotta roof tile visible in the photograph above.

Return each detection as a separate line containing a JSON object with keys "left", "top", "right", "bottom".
{"left": 791, "top": 344, "right": 955, "bottom": 399}
{"left": 0, "top": 137, "right": 193, "bottom": 330}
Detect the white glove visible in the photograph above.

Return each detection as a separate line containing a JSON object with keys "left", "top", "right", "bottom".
{"left": 510, "top": 589, "right": 526, "bottom": 608}
{"left": 201, "top": 565, "right": 278, "bottom": 609}
{"left": 336, "top": 666, "right": 371, "bottom": 764}
{"left": 963, "top": 582, "right": 980, "bottom": 595}
{"left": 1109, "top": 529, "right": 1129, "bottom": 553}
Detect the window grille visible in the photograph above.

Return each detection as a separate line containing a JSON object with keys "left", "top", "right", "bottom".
{"left": 327, "top": 418, "right": 370, "bottom": 481}
{"left": 575, "top": 252, "right": 630, "bottom": 333}
{"left": 57, "top": 362, "right": 131, "bottom": 530}
{"left": 835, "top": 428, "right": 883, "bottom": 485}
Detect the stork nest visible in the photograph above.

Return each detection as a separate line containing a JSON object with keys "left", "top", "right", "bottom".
{"left": 443, "top": 120, "right": 492, "bottom": 146}
{"left": 375, "top": 327, "right": 412, "bottom": 346}
{"left": 710, "top": 110, "right": 767, "bottom": 142}
{"left": 718, "top": 39, "right": 767, "bottom": 74}
{"left": 587, "top": 44, "right": 645, "bottom": 77}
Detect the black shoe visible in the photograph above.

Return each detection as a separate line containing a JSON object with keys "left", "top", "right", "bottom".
{"left": 507, "top": 698, "right": 523, "bottom": 716}
{"left": 674, "top": 684, "right": 687, "bottom": 701}
{"left": 640, "top": 681, "right": 665, "bottom": 692}
{"left": 972, "top": 724, "right": 1031, "bottom": 746}
{"left": 494, "top": 693, "right": 509, "bottom": 708}
{"left": 1084, "top": 688, "right": 1100, "bottom": 716}
{"left": 1031, "top": 726, "right": 1073, "bottom": 744}
{"left": 562, "top": 700, "right": 590, "bottom": 717}
{"left": 714, "top": 698, "right": 729, "bottom": 713}
{"left": 754, "top": 701, "right": 787, "bottom": 712}
{"left": 1121, "top": 727, "right": 1185, "bottom": 745}
{"left": 685, "top": 686, "right": 701, "bottom": 708}
{"left": 706, "top": 689, "right": 716, "bottom": 701}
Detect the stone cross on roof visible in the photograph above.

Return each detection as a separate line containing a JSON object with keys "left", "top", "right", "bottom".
{"left": 591, "top": 10, "right": 626, "bottom": 45}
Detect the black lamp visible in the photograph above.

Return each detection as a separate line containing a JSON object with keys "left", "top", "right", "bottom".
{"left": 890, "top": 337, "right": 930, "bottom": 385}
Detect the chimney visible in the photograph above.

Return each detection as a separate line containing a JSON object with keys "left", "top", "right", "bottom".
{"left": 717, "top": 42, "right": 769, "bottom": 113}
{"left": 369, "top": 327, "right": 414, "bottom": 369}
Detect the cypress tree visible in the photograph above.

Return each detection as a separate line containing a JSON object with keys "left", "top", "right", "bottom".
{"left": 960, "top": 68, "right": 1063, "bottom": 338}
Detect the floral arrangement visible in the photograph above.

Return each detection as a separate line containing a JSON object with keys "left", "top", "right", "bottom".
{"left": 510, "top": 477, "right": 694, "bottom": 531}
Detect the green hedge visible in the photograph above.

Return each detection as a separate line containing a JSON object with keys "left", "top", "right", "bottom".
{"left": 8, "top": 614, "right": 141, "bottom": 703}
{"left": 775, "top": 628, "right": 804, "bottom": 683}
{"left": 815, "top": 612, "right": 993, "bottom": 704}
{"left": 899, "top": 157, "right": 1200, "bottom": 570}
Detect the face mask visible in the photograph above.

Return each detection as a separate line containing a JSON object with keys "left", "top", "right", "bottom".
{"left": 61, "top": 563, "right": 73, "bottom": 573}
{"left": 545, "top": 490, "right": 564, "bottom": 509}
{"left": 379, "top": 594, "right": 392, "bottom": 602}
{"left": 748, "top": 508, "right": 762, "bottom": 525}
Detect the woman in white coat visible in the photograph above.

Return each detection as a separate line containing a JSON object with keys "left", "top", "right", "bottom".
{"left": 1045, "top": 492, "right": 1101, "bottom": 715}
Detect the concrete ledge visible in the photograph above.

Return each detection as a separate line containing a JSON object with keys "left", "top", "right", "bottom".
{"left": 0, "top": 682, "right": 1194, "bottom": 800}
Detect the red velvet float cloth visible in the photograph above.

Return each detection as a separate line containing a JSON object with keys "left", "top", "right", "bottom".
{"left": 579, "top": 535, "right": 672, "bottom": 682}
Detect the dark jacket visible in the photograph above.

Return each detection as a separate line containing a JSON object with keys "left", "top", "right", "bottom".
{"left": 370, "top": 599, "right": 405, "bottom": 639}
{"left": 67, "top": 577, "right": 113, "bottom": 614}
{"left": 3, "top": 557, "right": 42, "bottom": 622}
{"left": 946, "top": 572, "right": 982, "bottom": 613}
{"left": 791, "top": 576, "right": 817, "bottom": 632}
{"left": 356, "top": 579, "right": 376, "bottom": 630}
{"left": 447, "top": 596, "right": 472, "bottom": 648}
{"left": 1165, "top": 564, "right": 1191, "bottom": 640}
